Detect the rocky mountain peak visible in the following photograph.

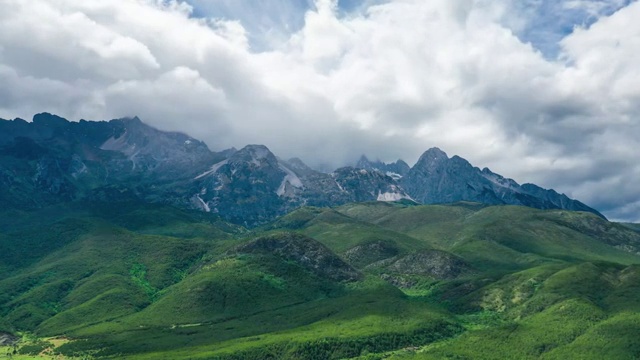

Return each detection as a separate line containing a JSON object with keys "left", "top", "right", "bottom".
{"left": 481, "top": 167, "right": 521, "bottom": 190}
{"left": 332, "top": 167, "right": 411, "bottom": 202}
{"left": 32, "top": 112, "right": 69, "bottom": 127}
{"left": 395, "top": 159, "right": 410, "bottom": 170}
{"left": 219, "top": 147, "right": 238, "bottom": 158}
{"left": 402, "top": 147, "right": 604, "bottom": 218}
{"left": 100, "top": 117, "right": 211, "bottom": 167}
{"left": 356, "top": 155, "right": 372, "bottom": 168}
{"left": 230, "top": 144, "right": 279, "bottom": 168}
{"left": 450, "top": 155, "right": 471, "bottom": 165}
{"left": 356, "top": 155, "right": 410, "bottom": 179}
{"left": 415, "top": 147, "right": 449, "bottom": 168}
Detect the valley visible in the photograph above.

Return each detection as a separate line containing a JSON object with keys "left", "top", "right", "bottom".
{"left": 1, "top": 200, "right": 639, "bottom": 359}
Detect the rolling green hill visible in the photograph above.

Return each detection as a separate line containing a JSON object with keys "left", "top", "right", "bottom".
{"left": 1, "top": 201, "right": 640, "bottom": 359}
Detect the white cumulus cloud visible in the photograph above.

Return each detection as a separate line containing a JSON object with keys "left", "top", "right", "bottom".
{"left": 0, "top": 0, "right": 639, "bottom": 221}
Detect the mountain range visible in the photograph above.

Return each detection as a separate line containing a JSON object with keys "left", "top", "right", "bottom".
{"left": 0, "top": 113, "right": 603, "bottom": 226}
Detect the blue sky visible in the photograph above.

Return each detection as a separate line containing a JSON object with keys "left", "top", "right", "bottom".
{"left": 185, "top": 0, "right": 632, "bottom": 56}
{"left": 511, "top": 0, "right": 633, "bottom": 57}
{"left": 185, "top": 0, "right": 386, "bottom": 50}
{"left": 186, "top": 0, "right": 314, "bottom": 49}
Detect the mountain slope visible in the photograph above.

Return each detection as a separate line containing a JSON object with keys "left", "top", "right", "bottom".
{"left": 337, "top": 202, "right": 638, "bottom": 272}
{"left": 0, "top": 201, "right": 639, "bottom": 359}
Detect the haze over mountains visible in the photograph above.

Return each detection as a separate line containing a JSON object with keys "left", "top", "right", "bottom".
{"left": 0, "top": 113, "right": 602, "bottom": 226}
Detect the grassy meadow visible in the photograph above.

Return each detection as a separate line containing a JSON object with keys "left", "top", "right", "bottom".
{"left": 1, "top": 201, "right": 640, "bottom": 359}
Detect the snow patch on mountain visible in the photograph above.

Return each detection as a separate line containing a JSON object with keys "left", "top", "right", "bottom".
{"left": 386, "top": 171, "right": 402, "bottom": 180}
{"left": 245, "top": 145, "right": 272, "bottom": 166}
{"left": 276, "top": 164, "right": 304, "bottom": 196}
{"left": 129, "top": 150, "right": 141, "bottom": 171}
{"left": 252, "top": 146, "right": 271, "bottom": 160}
{"left": 377, "top": 192, "right": 407, "bottom": 201}
{"left": 481, "top": 169, "right": 521, "bottom": 192}
{"left": 70, "top": 159, "right": 88, "bottom": 179}
{"left": 100, "top": 130, "right": 137, "bottom": 156}
{"left": 377, "top": 184, "right": 412, "bottom": 202}
{"left": 195, "top": 194, "right": 210, "bottom": 212}
{"left": 195, "top": 159, "right": 228, "bottom": 180}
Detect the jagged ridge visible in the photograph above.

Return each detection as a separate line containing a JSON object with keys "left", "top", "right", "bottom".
{"left": 0, "top": 113, "right": 603, "bottom": 226}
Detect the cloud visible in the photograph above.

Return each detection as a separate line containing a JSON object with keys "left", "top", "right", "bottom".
{"left": 0, "top": 0, "right": 160, "bottom": 81}
{"left": 0, "top": 0, "right": 639, "bottom": 221}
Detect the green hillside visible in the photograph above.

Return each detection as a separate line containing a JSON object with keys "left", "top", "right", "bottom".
{"left": 1, "top": 201, "right": 640, "bottom": 359}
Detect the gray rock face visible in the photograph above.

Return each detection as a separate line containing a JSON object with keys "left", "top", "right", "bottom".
{"left": 401, "top": 148, "right": 499, "bottom": 204}
{"left": 356, "top": 155, "right": 410, "bottom": 180}
{"left": 332, "top": 167, "right": 412, "bottom": 202}
{"left": 344, "top": 241, "right": 400, "bottom": 268}
{"left": 0, "top": 114, "right": 604, "bottom": 226}
{"left": 99, "top": 116, "right": 216, "bottom": 180}
{"left": 0, "top": 332, "right": 18, "bottom": 346}
{"left": 0, "top": 113, "right": 221, "bottom": 209}
{"left": 387, "top": 250, "right": 472, "bottom": 280}
{"left": 191, "top": 147, "right": 409, "bottom": 226}
{"left": 234, "top": 233, "right": 361, "bottom": 282}
{"left": 194, "top": 144, "right": 292, "bottom": 226}
{"left": 399, "top": 148, "right": 604, "bottom": 218}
